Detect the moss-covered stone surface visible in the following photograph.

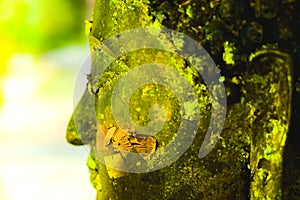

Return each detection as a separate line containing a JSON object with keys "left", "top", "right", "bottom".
{"left": 66, "top": 0, "right": 300, "bottom": 199}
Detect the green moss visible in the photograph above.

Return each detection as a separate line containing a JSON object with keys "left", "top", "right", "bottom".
{"left": 223, "top": 41, "right": 235, "bottom": 65}
{"left": 91, "top": 0, "right": 155, "bottom": 41}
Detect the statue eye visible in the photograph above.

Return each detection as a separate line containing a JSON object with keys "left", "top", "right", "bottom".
{"left": 87, "top": 82, "right": 94, "bottom": 95}
{"left": 86, "top": 74, "right": 99, "bottom": 95}
{"left": 87, "top": 82, "right": 99, "bottom": 95}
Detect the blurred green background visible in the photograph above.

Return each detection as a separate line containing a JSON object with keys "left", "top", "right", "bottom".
{"left": 0, "top": 0, "right": 95, "bottom": 199}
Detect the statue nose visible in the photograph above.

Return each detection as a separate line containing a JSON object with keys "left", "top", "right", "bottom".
{"left": 66, "top": 89, "right": 98, "bottom": 145}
